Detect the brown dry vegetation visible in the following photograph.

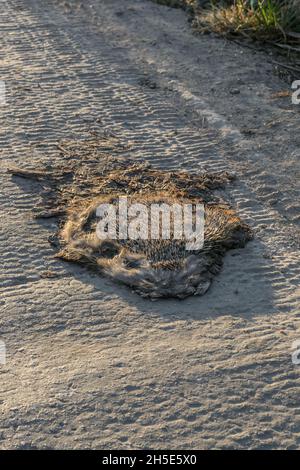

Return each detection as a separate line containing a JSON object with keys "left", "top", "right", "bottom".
{"left": 154, "top": 1, "right": 300, "bottom": 68}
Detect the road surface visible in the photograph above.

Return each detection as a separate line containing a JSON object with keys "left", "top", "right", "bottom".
{"left": 0, "top": 0, "right": 299, "bottom": 449}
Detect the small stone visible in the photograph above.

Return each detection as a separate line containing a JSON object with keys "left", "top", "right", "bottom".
{"left": 230, "top": 88, "right": 240, "bottom": 95}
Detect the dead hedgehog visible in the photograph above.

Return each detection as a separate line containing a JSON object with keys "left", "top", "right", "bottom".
{"left": 8, "top": 155, "right": 252, "bottom": 299}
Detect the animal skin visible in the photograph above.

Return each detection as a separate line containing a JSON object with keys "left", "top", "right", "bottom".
{"left": 8, "top": 156, "right": 253, "bottom": 299}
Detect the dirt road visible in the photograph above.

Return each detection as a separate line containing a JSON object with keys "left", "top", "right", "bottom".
{"left": 0, "top": 0, "right": 299, "bottom": 449}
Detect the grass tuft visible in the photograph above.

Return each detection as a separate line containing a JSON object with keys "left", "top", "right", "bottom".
{"left": 152, "top": 0, "right": 300, "bottom": 64}
{"left": 195, "top": 1, "right": 300, "bottom": 41}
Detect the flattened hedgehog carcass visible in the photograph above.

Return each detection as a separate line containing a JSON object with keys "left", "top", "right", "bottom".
{"left": 8, "top": 157, "right": 253, "bottom": 299}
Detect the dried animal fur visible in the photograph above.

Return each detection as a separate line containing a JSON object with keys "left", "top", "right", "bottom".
{"left": 8, "top": 155, "right": 253, "bottom": 299}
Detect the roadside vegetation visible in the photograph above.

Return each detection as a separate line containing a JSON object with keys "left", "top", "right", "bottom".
{"left": 153, "top": 1, "right": 300, "bottom": 69}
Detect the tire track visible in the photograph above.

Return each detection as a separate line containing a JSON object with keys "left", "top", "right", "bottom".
{"left": 0, "top": 0, "right": 298, "bottom": 306}
{"left": 0, "top": 0, "right": 299, "bottom": 450}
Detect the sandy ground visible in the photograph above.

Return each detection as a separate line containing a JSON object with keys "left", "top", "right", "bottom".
{"left": 0, "top": 0, "right": 300, "bottom": 450}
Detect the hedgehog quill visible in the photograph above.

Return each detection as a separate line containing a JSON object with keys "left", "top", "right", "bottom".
{"left": 8, "top": 154, "right": 253, "bottom": 299}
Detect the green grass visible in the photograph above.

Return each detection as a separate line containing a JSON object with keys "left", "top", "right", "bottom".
{"left": 152, "top": 0, "right": 300, "bottom": 64}
{"left": 196, "top": 1, "right": 300, "bottom": 41}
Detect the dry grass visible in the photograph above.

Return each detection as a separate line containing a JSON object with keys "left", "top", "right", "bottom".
{"left": 196, "top": 1, "right": 300, "bottom": 41}
{"left": 270, "top": 89, "right": 292, "bottom": 97}
{"left": 153, "top": 0, "right": 300, "bottom": 66}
